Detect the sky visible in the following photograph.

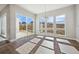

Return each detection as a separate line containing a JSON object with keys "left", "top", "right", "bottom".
{"left": 40, "top": 16, "right": 65, "bottom": 24}
{"left": 16, "top": 14, "right": 33, "bottom": 24}
{"left": 56, "top": 15, "right": 65, "bottom": 24}
{"left": 17, "top": 14, "right": 65, "bottom": 24}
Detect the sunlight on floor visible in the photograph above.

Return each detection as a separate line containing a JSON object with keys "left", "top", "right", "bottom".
{"left": 45, "top": 37, "right": 54, "bottom": 40}
{"left": 35, "top": 46, "right": 54, "bottom": 54}
{"left": 41, "top": 40, "right": 54, "bottom": 49}
{"left": 16, "top": 32, "right": 34, "bottom": 39}
{"left": 15, "top": 36, "right": 79, "bottom": 54}
{"left": 30, "top": 38, "right": 41, "bottom": 43}
{"left": 16, "top": 42, "right": 36, "bottom": 54}
{"left": 57, "top": 38, "right": 70, "bottom": 44}
{"left": 58, "top": 43, "right": 79, "bottom": 54}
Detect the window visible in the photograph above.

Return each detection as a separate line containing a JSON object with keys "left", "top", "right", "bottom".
{"left": 16, "top": 13, "right": 34, "bottom": 39}
{"left": 0, "top": 13, "right": 7, "bottom": 37}
{"left": 38, "top": 15, "right": 65, "bottom": 37}
{"left": 39, "top": 17, "right": 45, "bottom": 33}
{"left": 47, "top": 16, "right": 54, "bottom": 33}
{"left": 27, "top": 17, "right": 34, "bottom": 35}
{"left": 16, "top": 14, "right": 26, "bottom": 32}
{"left": 56, "top": 15, "right": 65, "bottom": 35}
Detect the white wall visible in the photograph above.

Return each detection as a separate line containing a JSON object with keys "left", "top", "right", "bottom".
{"left": 0, "top": 17, "right": 1, "bottom": 34}
{"left": 76, "top": 5, "right": 79, "bottom": 42}
{"left": 36, "top": 5, "right": 76, "bottom": 40}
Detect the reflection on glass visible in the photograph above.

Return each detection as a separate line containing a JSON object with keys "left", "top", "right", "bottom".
{"left": 47, "top": 17, "right": 54, "bottom": 33}
{"left": 39, "top": 17, "right": 45, "bottom": 33}
{"left": 56, "top": 15, "right": 65, "bottom": 35}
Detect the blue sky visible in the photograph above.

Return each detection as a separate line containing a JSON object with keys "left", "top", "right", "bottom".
{"left": 56, "top": 16, "right": 65, "bottom": 24}
{"left": 16, "top": 14, "right": 33, "bottom": 24}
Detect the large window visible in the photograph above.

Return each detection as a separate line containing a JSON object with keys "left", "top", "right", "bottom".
{"left": 56, "top": 15, "right": 65, "bottom": 35}
{"left": 39, "top": 17, "right": 45, "bottom": 33}
{"left": 47, "top": 16, "right": 54, "bottom": 34}
{"left": 39, "top": 15, "right": 65, "bottom": 37}
{"left": 26, "top": 17, "right": 34, "bottom": 36}
{"left": 16, "top": 13, "right": 34, "bottom": 39}
{"left": 16, "top": 14, "right": 26, "bottom": 32}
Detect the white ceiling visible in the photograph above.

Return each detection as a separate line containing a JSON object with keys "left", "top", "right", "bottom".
{"left": 0, "top": 4, "right": 7, "bottom": 11}
{"left": 18, "top": 4, "right": 72, "bottom": 14}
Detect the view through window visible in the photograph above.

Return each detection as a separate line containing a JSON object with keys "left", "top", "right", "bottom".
{"left": 56, "top": 15, "right": 65, "bottom": 35}
{"left": 27, "top": 17, "right": 34, "bottom": 36}
{"left": 39, "top": 15, "right": 65, "bottom": 36}
{"left": 39, "top": 17, "right": 45, "bottom": 33}
{"left": 47, "top": 16, "right": 54, "bottom": 34}
{"left": 16, "top": 13, "right": 34, "bottom": 38}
